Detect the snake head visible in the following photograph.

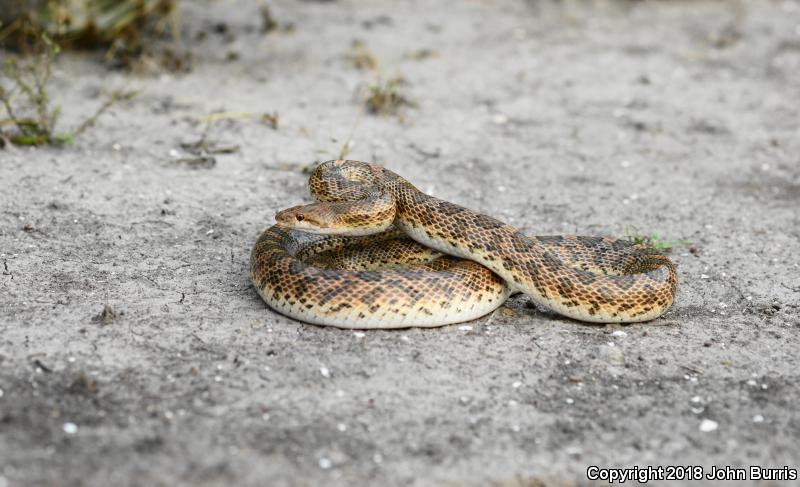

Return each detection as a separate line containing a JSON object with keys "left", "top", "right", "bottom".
{"left": 275, "top": 204, "right": 335, "bottom": 234}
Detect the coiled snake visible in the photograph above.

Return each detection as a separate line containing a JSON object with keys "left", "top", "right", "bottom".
{"left": 250, "top": 160, "right": 678, "bottom": 328}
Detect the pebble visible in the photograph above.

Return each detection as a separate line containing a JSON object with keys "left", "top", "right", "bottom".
{"left": 565, "top": 398, "right": 574, "bottom": 404}
{"left": 458, "top": 325, "right": 473, "bottom": 331}
{"left": 0, "top": 388, "right": 4, "bottom": 399}
{"left": 512, "top": 381, "right": 522, "bottom": 388}
{"left": 699, "top": 419, "right": 718, "bottom": 432}
{"left": 752, "top": 414, "right": 765, "bottom": 423}
{"left": 318, "top": 457, "right": 332, "bottom": 469}
{"left": 611, "top": 330, "right": 627, "bottom": 337}
{"left": 337, "top": 423, "right": 347, "bottom": 432}
{"left": 353, "top": 332, "right": 366, "bottom": 339}
{"left": 319, "top": 367, "right": 330, "bottom": 378}
{"left": 492, "top": 114, "right": 508, "bottom": 124}
{"left": 63, "top": 422, "right": 78, "bottom": 434}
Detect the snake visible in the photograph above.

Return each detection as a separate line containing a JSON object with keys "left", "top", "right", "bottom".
{"left": 250, "top": 160, "right": 678, "bottom": 329}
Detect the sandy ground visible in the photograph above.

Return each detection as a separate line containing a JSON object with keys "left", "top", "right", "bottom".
{"left": 1, "top": 0, "right": 799, "bottom": 486}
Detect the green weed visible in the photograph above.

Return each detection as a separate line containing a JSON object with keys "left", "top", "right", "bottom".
{"left": 0, "top": 33, "right": 135, "bottom": 147}
{"left": 624, "top": 226, "right": 692, "bottom": 253}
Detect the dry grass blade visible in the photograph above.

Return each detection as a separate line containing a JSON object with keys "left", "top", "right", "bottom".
{"left": 365, "top": 76, "right": 412, "bottom": 116}
{"left": 1, "top": 0, "right": 181, "bottom": 69}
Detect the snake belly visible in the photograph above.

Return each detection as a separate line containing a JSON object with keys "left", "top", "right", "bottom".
{"left": 250, "top": 160, "right": 678, "bottom": 328}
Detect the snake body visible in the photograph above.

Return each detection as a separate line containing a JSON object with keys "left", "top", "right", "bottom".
{"left": 250, "top": 160, "right": 678, "bottom": 328}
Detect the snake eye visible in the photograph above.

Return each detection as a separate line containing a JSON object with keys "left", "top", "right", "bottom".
{"left": 296, "top": 214, "right": 304, "bottom": 221}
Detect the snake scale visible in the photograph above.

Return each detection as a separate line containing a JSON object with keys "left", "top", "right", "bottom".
{"left": 250, "top": 160, "right": 678, "bottom": 328}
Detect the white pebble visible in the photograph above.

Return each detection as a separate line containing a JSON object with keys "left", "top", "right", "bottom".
{"left": 512, "top": 381, "right": 522, "bottom": 388}
{"left": 690, "top": 396, "right": 702, "bottom": 403}
{"left": 63, "top": 422, "right": 78, "bottom": 434}
{"left": 0, "top": 388, "right": 4, "bottom": 398}
{"left": 508, "top": 399, "right": 518, "bottom": 407}
{"left": 353, "top": 332, "right": 366, "bottom": 338}
{"left": 700, "top": 274, "right": 710, "bottom": 279}
{"left": 565, "top": 398, "right": 574, "bottom": 404}
{"left": 611, "top": 330, "right": 627, "bottom": 337}
{"left": 752, "top": 414, "right": 764, "bottom": 423}
{"left": 458, "top": 325, "right": 473, "bottom": 331}
{"left": 319, "top": 367, "right": 330, "bottom": 378}
{"left": 337, "top": 423, "right": 347, "bottom": 432}
{"left": 699, "top": 419, "right": 718, "bottom": 432}
{"left": 747, "top": 379, "right": 757, "bottom": 386}
{"left": 318, "top": 457, "right": 332, "bottom": 469}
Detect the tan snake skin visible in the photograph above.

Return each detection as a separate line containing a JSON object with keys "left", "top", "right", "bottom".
{"left": 250, "top": 160, "right": 678, "bottom": 328}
